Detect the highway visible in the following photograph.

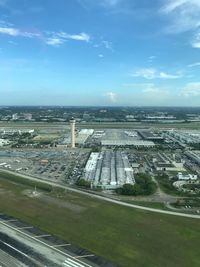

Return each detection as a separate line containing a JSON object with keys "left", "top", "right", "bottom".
{"left": 1, "top": 169, "right": 200, "bottom": 219}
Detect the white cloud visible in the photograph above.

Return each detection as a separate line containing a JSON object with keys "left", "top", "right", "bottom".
{"left": 123, "top": 83, "right": 171, "bottom": 102}
{"left": 132, "top": 68, "right": 182, "bottom": 80}
{"left": 45, "top": 38, "right": 64, "bottom": 46}
{"left": 0, "top": 27, "right": 19, "bottom": 36}
{"left": 159, "top": 72, "right": 181, "bottom": 79}
{"left": 160, "top": 0, "right": 200, "bottom": 48}
{"left": 181, "top": 82, "right": 200, "bottom": 97}
{"left": 68, "top": 32, "right": 90, "bottom": 42}
{"left": 98, "top": 54, "right": 104, "bottom": 58}
{"left": 48, "top": 31, "right": 90, "bottom": 46}
{"left": 0, "top": 20, "right": 14, "bottom": 27}
{"left": 21, "top": 32, "right": 40, "bottom": 38}
{"left": 102, "top": 40, "right": 113, "bottom": 50}
{"left": 161, "top": 0, "right": 200, "bottom": 14}
{"left": 123, "top": 82, "right": 168, "bottom": 94}
{"left": 188, "top": 62, "right": 200, "bottom": 67}
{"left": 161, "top": 0, "right": 200, "bottom": 32}
{"left": 93, "top": 39, "right": 113, "bottom": 51}
{"left": 142, "top": 85, "right": 170, "bottom": 102}
{"left": 191, "top": 32, "right": 200, "bottom": 48}
{"left": 0, "top": 27, "right": 40, "bottom": 38}
{"left": 132, "top": 68, "right": 157, "bottom": 79}
{"left": 58, "top": 32, "right": 90, "bottom": 42}
{"left": 148, "top": 55, "right": 156, "bottom": 63}
{"left": 0, "top": 24, "right": 91, "bottom": 47}
{"left": 192, "top": 42, "right": 200, "bottom": 48}
{"left": 105, "top": 92, "right": 117, "bottom": 102}
{"left": 143, "top": 87, "right": 160, "bottom": 94}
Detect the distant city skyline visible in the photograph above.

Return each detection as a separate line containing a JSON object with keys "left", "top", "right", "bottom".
{"left": 0, "top": 0, "right": 200, "bottom": 106}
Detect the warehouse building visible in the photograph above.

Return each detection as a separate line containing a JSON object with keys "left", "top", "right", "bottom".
{"left": 137, "top": 129, "right": 163, "bottom": 141}
{"left": 185, "top": 151, "right": 200, "bottom": 165}
{"left": 84, "top": 151, "right": 135, "bottom": 189}
{"left": 153, "top": 152, "right": 186, "bottom": 172}
{"left": 101, "top": 140, "right": 155, "bottom": 147}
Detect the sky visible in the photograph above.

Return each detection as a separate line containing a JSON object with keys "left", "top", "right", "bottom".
{"left": 0, "top": 0, "right": 200, "bottom": 106}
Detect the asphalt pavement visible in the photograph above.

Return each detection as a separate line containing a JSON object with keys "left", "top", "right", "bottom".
{"left": 0, "top": 214, "right": 117, "bottom": 267}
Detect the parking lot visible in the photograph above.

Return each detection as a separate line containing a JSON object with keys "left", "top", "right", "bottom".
{"left": 0, "top": 149, "right": 89, "bottom": 184}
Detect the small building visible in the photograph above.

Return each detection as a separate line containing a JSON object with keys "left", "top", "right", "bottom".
{"left": 177, "top": 172, "right": 198, "bottom": 181}
{"left": 24, "top": 113, "right": 32, "bottom": 120}
{"left": 154, "top": 162, "right": 175, "bottom": 171}
{"left": 12, "top": 113, "right": 18, "bottom": 120}
{"left": 154, "top": 161, "right": 185, "bottom": 172}
{"left": 0, "top": 139, "right": 10, "bottom": 146}
{"left": 40, "top": 159, "right": 49, "bottom": 165}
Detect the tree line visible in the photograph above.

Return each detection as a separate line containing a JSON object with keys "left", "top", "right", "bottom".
{"left": 116, "top": 173, "right": 157, "bottom": 196}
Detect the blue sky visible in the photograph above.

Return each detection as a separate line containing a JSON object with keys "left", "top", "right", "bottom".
{"left": 0, "top": 0, "right": 200, "bottom": 106}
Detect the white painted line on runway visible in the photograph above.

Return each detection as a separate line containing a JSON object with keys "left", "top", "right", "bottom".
{"left": 51, "top": 243, "right": 71, "bottom": 247}
{"left": 0, "top": 220, "right": 93, "bottom": 267}
{"left": 75, "top": 255, "right": 94, "bottom": 259}
{"left": 64, "top": 258, "right": 88, "bottom": 267}
{"left": 17, "top": 226, "right": 33, "bottom": 230}
{"left": 2, "top": 241, "right": 29, "bottom": 259}
{"left": 35, "top": 234, "right": 51, "bottom": 238}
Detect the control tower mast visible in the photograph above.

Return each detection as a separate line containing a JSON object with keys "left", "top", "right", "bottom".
{"left": 70, "top": 118, "right": 76, "bottom": 148}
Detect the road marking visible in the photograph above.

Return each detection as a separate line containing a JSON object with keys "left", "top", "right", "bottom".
{"left": 17, "top": 226, "right": 33, "bottom": 230}
{"left": 75, "top": 255, "right": 94, "bottom": 259}
{"left": 5, "top": 219, "right": 18, "bottom": 222}
{"left": 64, "top": 258, "right": 88, "bottom": 267}
{"left": 0, "top": 240, "right": 42, "bottom": 267}
{"left": 1, "top": 240, "right": 28, "bottom": 258}
{"left": 0, "top": 220, "right": 92, "bottom": 267}
{"left": 51, "top": 244, "right": 71, "bottom": 247}
{"left": 35, "top": 234, "right": 51, "bottom": 238}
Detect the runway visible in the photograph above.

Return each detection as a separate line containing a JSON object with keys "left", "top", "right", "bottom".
{"left": 0, "top": 214, "right": 116, "bottom": 267}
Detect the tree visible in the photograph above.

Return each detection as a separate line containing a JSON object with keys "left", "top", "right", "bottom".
{"left": 120, "top": 184, "right": 135, "bottom": 195}
{"left": 76, "top": 178, "right": 91, "bottom": 189}
{"left": 117, "top": 174, "right": 157, "bottom": 196}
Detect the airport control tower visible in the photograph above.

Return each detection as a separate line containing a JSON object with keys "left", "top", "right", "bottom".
{"left": 70, "top": 117, "right": 76, "bottom": 148}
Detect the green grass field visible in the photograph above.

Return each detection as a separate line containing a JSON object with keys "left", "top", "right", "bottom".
{"left": 0, "top": 175, "right": 200, "bottom": 267}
